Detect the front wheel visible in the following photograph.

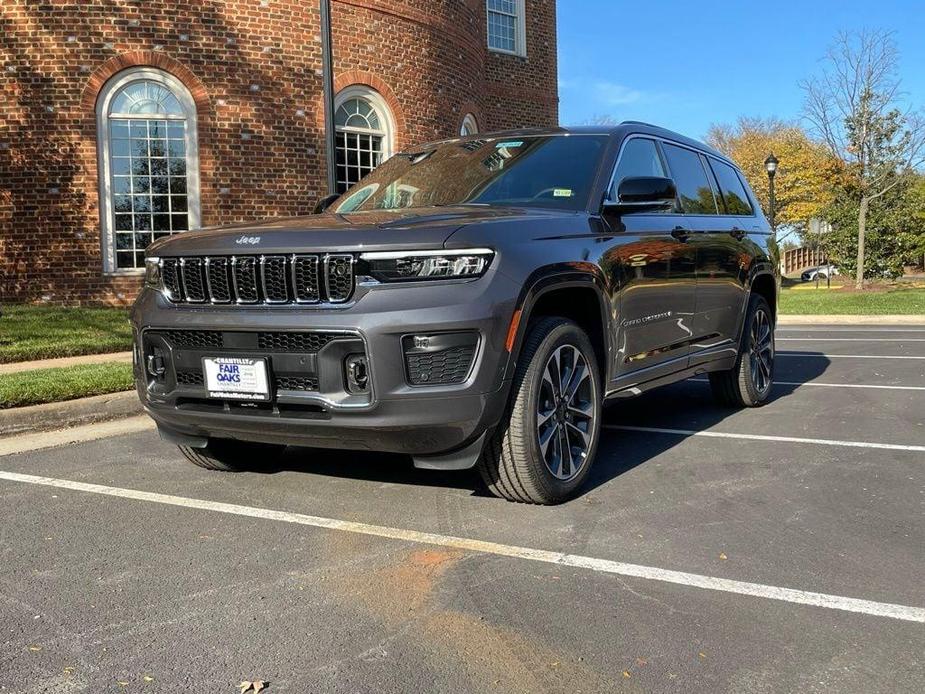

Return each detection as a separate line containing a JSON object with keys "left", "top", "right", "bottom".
{"left": 178, "top": 439, "right": 286, "bottom": 471}
{"left": 477, "top": 317, "right": 602, "bottom": 505}
{"left": 709, "top": 294, "right": 775, "bottom": 407}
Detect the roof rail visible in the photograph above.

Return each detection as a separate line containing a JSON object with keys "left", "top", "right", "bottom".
{"left": 620, "top": 120, "right": 659, "bottom": 128}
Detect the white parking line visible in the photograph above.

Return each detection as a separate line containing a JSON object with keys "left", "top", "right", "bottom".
{"left": 604, "top": 425, "right": 925, "bottom": 453}
{"left": 0, "top": 469, "right": 922, "bottom": 623}
{"left": 778, "top": 338, "right": 925, "bottom": 342}
{"left": 779, "top": 352, "right": 925, "bottom": 360}
{"left": 689, "top": 379, "right": 925, "bottom": 392}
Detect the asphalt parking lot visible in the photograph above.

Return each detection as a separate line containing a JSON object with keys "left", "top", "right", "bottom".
{"left": 1, "top": 324, "right": 923, "bottom": 693}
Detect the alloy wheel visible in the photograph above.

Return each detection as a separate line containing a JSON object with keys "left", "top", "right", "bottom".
{"left": 749, "top": 308, "right": 774, "bottom": 394}
{"left": 536, "top": 344, "right": 597, "bottom": 481}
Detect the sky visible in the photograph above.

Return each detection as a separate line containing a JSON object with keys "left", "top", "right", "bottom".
{"left": 556, "top": 0, "right": 925, "bottom": 140}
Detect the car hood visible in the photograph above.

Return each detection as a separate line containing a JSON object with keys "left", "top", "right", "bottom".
{"left": 146, "top": 205, "right": 565, "bottom": 256}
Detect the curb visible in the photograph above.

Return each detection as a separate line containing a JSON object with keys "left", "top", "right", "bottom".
{"left": 0, "top": 391, "right": 143, "bottom": 438}
{"left": 778, "top": 315, "right": 925, "bottom": 325}
{"left": 0, "top": 351, "right": 133, "bottom": 376}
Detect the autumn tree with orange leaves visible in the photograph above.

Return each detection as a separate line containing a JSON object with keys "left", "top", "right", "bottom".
{"left": 706, "top": 117, "right": 842, "bottom": 236}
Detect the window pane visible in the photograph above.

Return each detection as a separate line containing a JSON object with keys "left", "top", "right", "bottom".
{"left": 171, "top": 195, "right": 188, "bottom": 212}
{"left": 111, "top": 157, "right": 131, "bottom": 176}
{"left": 709, "top": 159, "right": 754, "bottom": 215}
{"left": 167, "top": 140, "right": 185, "bottom": 158}
{"left": 112, "top": 177, "right": 131, "bottom": 194}
{"left": 116, "top": 232, "right": 134, "bottom": 249}
{"left": 150, "top": 159, "right": 167, "bottom": 176}
{"left": 110, "top": 120, "right": 130, "bottom": 138}
{"left": 131, "top": 139, "right": 148, "bottom": 158}
{"left": 114, "top": 195, "right": 132, "bottom": 213}
{"left": 134, "top": 214, "right": 152, "bottom": 231}
{"left": 169, "top": 177, "right": 186, "bottom": 194}
{"left": 167, "top": 122, "right": 185, "bottom": 138}
{"left": 151, "top": 196, "right": 170, "bottom": 213}
{"left": 115, "top": 214, "right": 134, "bottom": 231}
{"left": 116, "top": 251, "right": 134, "bottom": 269}
{"left": 150, "top": 176, "right": 169, "bottom": 195}
{"left": 111, "top": 139, "right": 130, "bottom": 157}
{"left": 662, "top": 143, "right": 717, "bottom": 214}
{"left": 131, "top": 158, "right": 150, "bottom": 176}
{"left": 130, "top": 122, "right": 148, "bottom": 138}
{"left": 153, "top": 214, "right": 171, "bottom": 231}
{"left": 610, "top": 138, "right": 666, "bottom": 199}
{"left": 171, "top": 214, "right": 188, "bottom": 230}
{"left": 133, "top": 195, "right": 151, "bottom": 212}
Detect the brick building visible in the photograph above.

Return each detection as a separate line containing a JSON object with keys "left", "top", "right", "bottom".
{"left": 0, "top": 0, "right": 558, "bottom": 304}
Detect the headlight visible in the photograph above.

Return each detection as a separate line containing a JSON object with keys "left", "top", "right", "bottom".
{"left": 359, "top": 249, "right": 493, "bottom": 282}
{"left": 144, "top": 257, "right": 163, "bottom": 290}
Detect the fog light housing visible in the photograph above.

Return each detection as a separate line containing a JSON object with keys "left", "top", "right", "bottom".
{"left": 402, "top": 332, "right": 478, "bottom": 385}
{"left": 345, "top": 354, "right": 369, "bottom": 393}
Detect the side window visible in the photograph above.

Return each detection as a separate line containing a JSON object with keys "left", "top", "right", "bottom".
{"left": 662, "top": 143, "right": 718, "bottom": 214}
{"left": 709, "top": 159, "right": 754, "bottom": 215}
{"left": 609, "top": 138, "right": 666, "bottom": 200}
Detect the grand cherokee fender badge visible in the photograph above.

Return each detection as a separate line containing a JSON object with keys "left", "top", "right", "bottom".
{"left": 235, "top": 235, "right": 261, "bottom": 245}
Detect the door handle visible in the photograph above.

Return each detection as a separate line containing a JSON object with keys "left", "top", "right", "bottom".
{"left": 730, "top": 227, "right": 746, "bottom": 241}
{"left": 671, "top": 226, "right": 691, "bottom": 241}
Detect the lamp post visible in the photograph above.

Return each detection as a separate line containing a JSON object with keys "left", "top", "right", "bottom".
{"left": 764, "top": 153, "right": 778, "bottom": 234}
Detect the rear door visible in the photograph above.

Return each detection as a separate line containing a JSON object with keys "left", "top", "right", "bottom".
{"left": 689, "top": 156, "right": 754, "bottom": 361}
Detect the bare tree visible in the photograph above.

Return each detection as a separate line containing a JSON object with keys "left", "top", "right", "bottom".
{"left": 801, "top": 29, "right": 925, "bottom": 288}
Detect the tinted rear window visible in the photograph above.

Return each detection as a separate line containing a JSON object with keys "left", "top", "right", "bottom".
{"left": 709, "top": 159, "right": 754, "bottom": 215}
{"left": 662, "top": 143, "right": 717, "bottom": 214}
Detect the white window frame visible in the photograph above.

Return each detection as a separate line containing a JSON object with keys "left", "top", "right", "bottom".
{"left": 460, "top": 113, "right": 480, "bottom": 136}
{"left": 486, "top": 0, "right": 527, "bottom": 57}
{"left": 95, "top": 67, "right": 201, "bottom": 274}
{"left": 334, "top": 85, "right": 395, "bottom": 159}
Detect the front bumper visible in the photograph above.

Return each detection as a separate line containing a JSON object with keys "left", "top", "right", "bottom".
{"left": 131, "top": 272, "right": 519, "bottom": 456}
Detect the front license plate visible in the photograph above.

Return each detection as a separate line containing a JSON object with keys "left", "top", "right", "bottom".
{"left": 202, "top": 357, "right": 270, "bottom": 401}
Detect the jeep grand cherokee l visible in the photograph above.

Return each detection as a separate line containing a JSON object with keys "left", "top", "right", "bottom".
{"left": 132, "top": 122, "right": 779, "bottom": 505}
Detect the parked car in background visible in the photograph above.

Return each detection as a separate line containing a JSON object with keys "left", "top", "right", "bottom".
{"left": 132, "top": 122, "right": 779, "bottom": 504}
{"left": 801, "top": 264, "right": 838, "bottom": 282}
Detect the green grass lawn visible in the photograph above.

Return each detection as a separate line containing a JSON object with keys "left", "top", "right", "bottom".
{"left": 779, "top": 285, "right": 925, "bottom": 315}
{"left": 0, "top": 362, "right": 134, "bottom": 409}
{"left": 0, "top": 305, "right": 132, "bottom": 363}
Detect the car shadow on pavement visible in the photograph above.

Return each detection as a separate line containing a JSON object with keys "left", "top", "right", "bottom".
{"left": 251, "top": 352, "right": 832, "bottom": 502}
{"left": 583, "top": 352, "right": 832, "bottom": 495}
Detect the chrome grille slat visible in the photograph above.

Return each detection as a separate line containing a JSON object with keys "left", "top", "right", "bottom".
{"left": 180, "top": 257, "right": 206, "bottom": 303}
{"left": 205, "top": 257, "right": 232, "bottom": 303}
{"left": 160, "top": 253, "right": 352, "bottom": 305}
{"left": 232, "top": 256, "right": 260, "bottom": 304}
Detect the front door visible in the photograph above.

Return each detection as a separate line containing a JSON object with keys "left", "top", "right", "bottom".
{"left": 602, "top": 136, "right": 697, "bottom": 388}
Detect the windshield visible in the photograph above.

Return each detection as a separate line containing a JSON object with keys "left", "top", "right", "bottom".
{"left": 333, "top": 134, "right": 608, "bottom": 213}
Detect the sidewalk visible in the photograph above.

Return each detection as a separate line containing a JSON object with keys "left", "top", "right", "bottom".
{"left": 777, "top": 314, "right": 925, "bottom": 324}
{"left": 0, "top": 351, "right": 133, "bottom": 376}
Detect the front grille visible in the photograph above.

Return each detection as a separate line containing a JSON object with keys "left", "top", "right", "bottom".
{"left": 275, "top": 375, "right": 320, "bottom": 391}
{"left": 159, "top": 254, "right": 355, "bottom": 305}
{"left": 256, "top": 332, "right": 337, "bottom": 352}
{"left": 176, "top": 369, "right": 205, "bottom": 386}
{"left": 157, "top": 330, "right": 339, "bottom": 353}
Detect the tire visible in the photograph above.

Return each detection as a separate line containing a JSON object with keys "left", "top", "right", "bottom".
{"left": 178, "top": 439, "right": 286, "bottom": 472}
{"left": 477, "top": 317, "right": 602, "bottom": 505}
{"left": 709, "top": 294, "right": 775, "bottom": 408}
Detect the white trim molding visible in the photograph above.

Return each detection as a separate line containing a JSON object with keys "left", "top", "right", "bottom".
{"left": 486, "top": 0, "right": 527, "bottom": 57}
{"left": 95, "top": 67, "right": 201, "bottom": 274}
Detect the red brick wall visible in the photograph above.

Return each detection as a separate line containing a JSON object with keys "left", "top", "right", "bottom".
{"left": 0, "top": 0, "right": 558, "bottom": 304}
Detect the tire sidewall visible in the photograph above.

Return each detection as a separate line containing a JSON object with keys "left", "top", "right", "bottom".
{"left": 738, "top": 296, "right": 775, "bottom": 405}
{"left": 517, "top": 320, "right": 602, "bottom": 500}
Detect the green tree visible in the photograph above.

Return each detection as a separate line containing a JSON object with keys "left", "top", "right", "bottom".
{"left": 801, "top": 29, "right": 925, "bottom": 287}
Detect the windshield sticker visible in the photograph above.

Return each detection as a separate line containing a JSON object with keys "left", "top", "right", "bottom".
{"left": 553, "top": 188, "right": 573, "bottom": 197}
{"left": 495, "top": 141, "right": 524, "bottom": 149}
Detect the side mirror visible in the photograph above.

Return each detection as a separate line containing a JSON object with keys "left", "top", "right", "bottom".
{"left": 603, "top": 176, "right": 677, "bottom": 214}
{"left": 314, "top": 193, "right": 340, "bottom": 215}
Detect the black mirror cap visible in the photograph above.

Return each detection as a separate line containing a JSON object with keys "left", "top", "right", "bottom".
{"left": 314, "top": 193, "right": 340, "bottom": 215}
{"left": 617, "top": 176, "right": 677, "bottom": 204}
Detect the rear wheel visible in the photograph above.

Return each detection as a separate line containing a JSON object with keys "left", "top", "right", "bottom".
{"left": 709, "top": 294, "right": 774, "bottom": 407}
{"left": 178, "top": 439, "right": 286, "bottom": 472}
{"left": 477, "top": 317, "right": 602, "bottom": 505}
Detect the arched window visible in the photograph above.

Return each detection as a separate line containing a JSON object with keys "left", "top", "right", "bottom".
{"left": 334, "top": 86, "right": 394, "bottom": 194}
{"left": 96, "top": 68, "right": 200, "bottom": 272}
{"left": 460, "top": 113, "right": 480, "bottom": 137}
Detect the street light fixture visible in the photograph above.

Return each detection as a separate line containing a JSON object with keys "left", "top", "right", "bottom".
{"left": 764, "top": 153, "right": 779, "bottom": 233}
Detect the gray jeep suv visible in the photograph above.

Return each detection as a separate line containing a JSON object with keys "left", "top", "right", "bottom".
{"left": 132, "top": 122, "right": 778, "bottom": 504}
